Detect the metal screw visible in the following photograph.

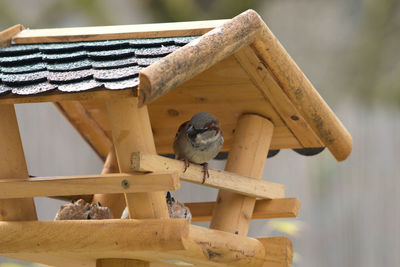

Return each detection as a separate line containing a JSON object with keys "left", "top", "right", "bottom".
{"left": 121, "top": 179, "right": 130, "bottom": 189}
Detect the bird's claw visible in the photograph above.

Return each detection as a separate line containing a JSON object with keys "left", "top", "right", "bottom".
{"left": 183, "top": 159, "right": 190, "bottom": 173}
{"left": 201, "top": 162, "right": 209, "bottom": 184}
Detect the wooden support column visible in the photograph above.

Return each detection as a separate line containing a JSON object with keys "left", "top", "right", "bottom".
{"left": 92, "top": 148, "right": 126, "bottom": 218}
{"left": 0, "top": 104, "right": 37, "bottom": 221}
{"left": 101, "top": 97, "right": 169, "bottom": 267}
{"left": 210, "top": 114, "right": 273, "bottom": 236}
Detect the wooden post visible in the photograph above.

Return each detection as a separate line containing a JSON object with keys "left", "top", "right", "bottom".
{"left": 92, "top": 148, "right": 126, "bottom": 218}
{"left": 0, "top": 104, "right": 37, "bottom": 221}
{"left": 210, "top": 114, "right": 273, "bottom": 236}
{"left": 101, "top": 97, "right": 169, "bottom": 266}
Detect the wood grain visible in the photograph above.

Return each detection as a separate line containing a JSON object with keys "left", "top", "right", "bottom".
{"left": 138, "top": 9, "right": 264, "bottom": 106}
{"left": 0, "top": 104, "right": 37, "bottom": 221}
{"left": 12, "top": 20, "right": 227, "bottom": 44}
{"left": 92, "top": 149, "right": 126, "bottom": 219}
{"left": 210, "top": 114, "right": 274, "bottom": 236}
{"left": 0, "top": 24, "right": 24, "bottom": 47}
{"left": 234, "top": 46, "right": 323, "bottom": 148}
{"left": 55, "top": 101, "right": 113, "bottom": 161}
{"left": 131, "top": 152, "right": 284, "bottom": 199}
{"left": 0, "top": 172, "right": 179, "bottom": 199}
{"left": 186, "top": 198, "right": 300, "bottom": 222}
{"left": 0, "top": 222, "right": 267, "bottom": 267}
{"left": 258, "top": 237, "right": 293, "bottom": 267}
{"left": 252, "top": 26, "right": 352, "bottom": 161}
{"left": 106, "top": 97, "right": 169, "bottom": 219}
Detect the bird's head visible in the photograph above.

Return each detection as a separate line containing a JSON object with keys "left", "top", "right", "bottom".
{"left": 186, "top": 112, "right": 221, "bottom": 144}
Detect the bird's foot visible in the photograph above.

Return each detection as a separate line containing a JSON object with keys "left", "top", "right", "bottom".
{"left": 183, "top": 158, "right": 190, "bottom": 172}
{"left": 200, "top": 162, "right": 209, "bottom": 184}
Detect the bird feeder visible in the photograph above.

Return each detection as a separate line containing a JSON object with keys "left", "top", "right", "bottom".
{"left": 0, "top": 10, "right": 352, "bottom": 267}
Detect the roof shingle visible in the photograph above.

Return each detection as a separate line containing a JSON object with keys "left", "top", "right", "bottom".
{"left": 0, "top": 36, "right": 199, "bottom": 96}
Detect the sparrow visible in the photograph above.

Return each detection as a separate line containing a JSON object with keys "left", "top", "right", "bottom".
{"left": 121, "top": 192, "right": 192, "bottom": 221}
{"left": 54, "top": 199, "right": 113, "bottom": 220}
{"left": 173, "top": 112, "right": 224, "bottom": 183}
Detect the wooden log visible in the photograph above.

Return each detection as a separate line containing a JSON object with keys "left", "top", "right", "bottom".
{"left": 252, "top": 22, "right": 352, "bottom": 161}
{"left": 0, "top": 172, "right": 179, "bottom": 199}
{"left": 186, "top": 198, "right": 300, "bottom": 222}
{"left": 12, "top": 20, "right": 227, "bottom": 44}
{"left": 55, "top": 101, "right": 113, "bottom": 162}
{"left": 210, "top": 114, "right": 273, "bottom": 236}
{"left": 234, "top": 46, "right": 323, "bottom": 148}
{"left": 0, "top": 24, "right": 24, "bottom": 47}
{"left": 131, "top": 152, "right": 284, "bottom": 199}
{"left": 0, "top": 223, "right": 268, "bottom": 267}
{"left": 138, "top": 9, "right": 264, "bottom": 106}
{"left": 106, "top": 97, "right": 169, "bottom": 219}
{"left": 0, "top": 104, "right": 37, "bottom": 221}
{"left": 93, "top": 148, "right": 126, "bottom": 219}
{"left": 0, "top": 219, "right": 189, "bottom": 253}
{"left": 97, "top": 259, "right": 149, "bottom": 267}
{"left": 258, "top": 237, "right": 293, "bottom": 267}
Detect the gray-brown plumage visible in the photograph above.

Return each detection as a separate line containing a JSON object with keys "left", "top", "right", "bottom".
{"left": 173, "top": 112, "right": 224, "bottom": 183}
{"left": 54, "top": 199, "right": 113, "bottom": 220}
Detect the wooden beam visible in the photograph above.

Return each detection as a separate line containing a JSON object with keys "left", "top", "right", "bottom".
{"left": 12, "top": 20, "right": 227, "bottom": 44}
{"left": 131, "top": 152, "right": 284, "bottom": 199}
{"left": 0, "top": 219, "right": 189, "bottom": 253}
{"left": 0, "top": 223, "right": 267, "bottom": 267}
{"left": 55, "top": 101, "right": 113, "bottom": 162}
{"left": 258, "top": 237, "right": 293, "bottom": 267}
{"left": 106, "top": 97, "right": 169, "bottom": 219}
{"left": 186, "top": 198, "right": 300, "bottom": 222}
{"left": 234, "top": 46, "right": 323, "bottom": 148}
{"left": 0, "top": 172, "right": 179, "bottom": 199}
{"left": 252, "top": 28, "right": 352, "bottom": 161}
{"left": 138, "top": 10, "right": 263, "bottom": 106}
{"left": 97, "top": 259, "right": 149, "bottom": 267}
{"left": 0, "top": 104, "right": 37, "bottom": 221}
{"left": 0, "top": 24, "right": 24, "bottom": 47}
{"left": 93, "top": 148, "right": 126, "bottom": 219}
{"left": 210, "top": 114, "right": 274, "bottom": 236}
{"left": 0, "top": 87, "right": 134, "bottom": 105}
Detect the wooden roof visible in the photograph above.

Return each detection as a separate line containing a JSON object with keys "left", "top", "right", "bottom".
{"left": 0, "top": 10, "right": 352, "bottom": 161}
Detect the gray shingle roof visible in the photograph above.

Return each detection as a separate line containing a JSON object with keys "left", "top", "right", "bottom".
{"left": 0, "top": 36, "right": 198, "bottom": 96}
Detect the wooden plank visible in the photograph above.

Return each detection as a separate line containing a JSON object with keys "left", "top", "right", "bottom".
{"left": 0, "top": 172, "right": 179, "bottom": 199}
{"left": 93, "top": 148, "right": 126, "bottom": 219}
{"left": 131, "top": 152, "right": 284, "bottom": 199}
{"left": 0, "top": 219, "right": 189, "bottom": 253}
{"left": 186, "top": 198, "right": 300, "bottom": 222}
{"left": 253, "top": 26, "right": 352, "bottom": 161}
{"left": 0, "top": 87, "right": 134, "bottom": 105}
{"left": 138, "top": 10, "right": 263, "bottom": 106}
{"left": 12, "top": 20, "right": 227, "bottom": 44}
{"left": 210, "top": 114, "right": 274, "bottom": 236}
{"left": 0, "top": 223, "right": 266, "bottom": 267}
{"left": 55, "top": 101, "right": 113, "bottom": 162}
{"left": 0, "top": 24, "right": 24, "bottom": 47}
{"left": 257, "top": 237, "right": 293, "bottom": 267}
{"left": 0, "top": 104, "right": 37, "bottom": 221}
{"left": 97, "top": 259, "right": 149, "bottom": 267}
{"left": 106, "top": 97, "right": 169, "bottom": 219}
{"left": 234, "top": 46, "right": 323, "bottom": 148}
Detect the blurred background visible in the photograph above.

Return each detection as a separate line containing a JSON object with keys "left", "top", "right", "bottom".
{"left": 0, "top": 0, "right": 399, "bottom": 266}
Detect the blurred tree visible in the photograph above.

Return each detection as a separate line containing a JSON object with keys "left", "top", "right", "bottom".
{"left": 139, "top": 0, "right": 264, "bottom": 21}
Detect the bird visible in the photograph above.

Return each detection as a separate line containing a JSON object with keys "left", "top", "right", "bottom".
{"left": 54, "top": 199, "right": 113, "bottom": 220}
{"left": 121, "top": 191, "right": 192, "bottom": 221}
{"left": 173, "top": 112, "right": 224, "bottom": 183}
